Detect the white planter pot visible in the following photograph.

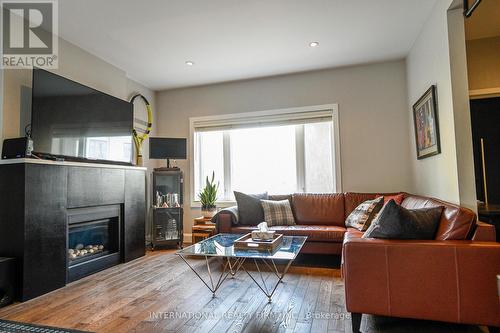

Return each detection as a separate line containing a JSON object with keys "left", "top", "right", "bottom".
{"left": 201, "top": 207, "right": 217, "bottom": 219}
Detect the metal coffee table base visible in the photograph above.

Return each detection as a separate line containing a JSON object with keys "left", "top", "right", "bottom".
{"left": 242, "top": 258, "right": 293, "bottom": 302}
{"left": 177, "top": 254, "right": 246, "bottom": 297}
{"left": 177, "top": 254, "right": 293, "bottom": 302}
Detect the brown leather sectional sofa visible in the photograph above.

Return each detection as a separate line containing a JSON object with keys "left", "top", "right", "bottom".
{"left": 217, "top": 192, "right": 500, "bottom": 331}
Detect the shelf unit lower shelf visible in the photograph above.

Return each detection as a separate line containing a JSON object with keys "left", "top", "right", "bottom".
{"left": 151, "top": 207, "right": 183, "bottom": 249}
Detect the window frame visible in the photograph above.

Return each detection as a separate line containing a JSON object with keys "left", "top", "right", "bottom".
{"left": 189, "top": 104, "right": 341, "bottom": 207}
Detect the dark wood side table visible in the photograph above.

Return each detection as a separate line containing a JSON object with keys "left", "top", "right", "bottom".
{"left": 478, "top": 203, "right": 500, "bottom": 242}
{"left": 192, "top": 217, "right": 217, "bottom": 244}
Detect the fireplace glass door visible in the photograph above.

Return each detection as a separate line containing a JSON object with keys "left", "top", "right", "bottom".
{"left": 68, "top": 218, "right": 119, "bottom": 266}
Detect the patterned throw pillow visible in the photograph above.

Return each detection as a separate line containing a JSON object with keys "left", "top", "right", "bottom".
{"left": 345, "top": 197, "right": 384, "bottom": 231}
{"left": 260, "top": 199, "right": 295, "bottom": 226}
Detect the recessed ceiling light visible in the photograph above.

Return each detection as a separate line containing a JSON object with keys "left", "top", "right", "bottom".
{"left": 185, "top": 61, "right": 194, "bottom": 66}
{"left": 309, "top": 41, "right": 320, "bottom": 48}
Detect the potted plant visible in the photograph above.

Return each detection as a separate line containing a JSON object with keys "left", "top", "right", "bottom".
{"left": 198, "top": 171, "right": 219, "bottom": 219}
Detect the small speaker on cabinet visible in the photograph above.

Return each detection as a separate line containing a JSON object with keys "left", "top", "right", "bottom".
{"left": 1, "top": 137, "right": 33, "bottom": 159}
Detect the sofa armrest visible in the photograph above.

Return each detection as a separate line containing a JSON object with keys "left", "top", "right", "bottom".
{"left": 342, "top": 237, "right": 500, "bottom": 327}
{"left": 215, "top": 206, "right": 238, "bottom": 233}
{"left": 218, "top": 213, "right": 233, "bottom": 233}
{"left": 472, "top": 221, "right": 496, "bottom": 241}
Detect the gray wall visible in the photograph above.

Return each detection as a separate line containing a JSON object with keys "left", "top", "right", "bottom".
{"left": 406, "top": 0, "right": 476, "bottom": 210}
{"left": 156, "top": 60, "right": 413, "bottom": 240}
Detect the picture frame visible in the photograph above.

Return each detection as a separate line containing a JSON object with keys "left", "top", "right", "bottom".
{"left": 413, "top": 85, "right": 441, "bottom": 159}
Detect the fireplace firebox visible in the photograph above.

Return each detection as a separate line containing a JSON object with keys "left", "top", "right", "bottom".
{"left": 67, "top": 205, "right": 122, "bottom": 282}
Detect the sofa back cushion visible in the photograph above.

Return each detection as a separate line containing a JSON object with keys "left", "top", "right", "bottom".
{"left": 269, "top": 194, "right": 292, "bottom": 203}
{"left": 401, "top": 194, "right": 477, "bottom": 240}
{"left": 292, "top": 193, "right": 345, "bottom": 226}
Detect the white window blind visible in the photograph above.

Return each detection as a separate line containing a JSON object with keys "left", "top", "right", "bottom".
{"left": 190, "top": 105, "right": 341, "bottom": 204}
{"left": 192, "top": 109, "right": 333, "bottom": 132}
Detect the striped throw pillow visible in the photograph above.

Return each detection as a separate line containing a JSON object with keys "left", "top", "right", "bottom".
{"left": 260, "top": 199, "right": 295, "bottom": 226}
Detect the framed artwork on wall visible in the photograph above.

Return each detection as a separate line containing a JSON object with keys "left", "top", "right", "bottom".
{"left": 413, "top": 85, "right": 441, "bottom": 159}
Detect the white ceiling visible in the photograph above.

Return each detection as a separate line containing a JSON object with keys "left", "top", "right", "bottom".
{"left": 58, "top": 0, "right": 437, "bottom": 91}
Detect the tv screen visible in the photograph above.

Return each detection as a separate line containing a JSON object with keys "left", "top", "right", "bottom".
{"left": 31, "top": 69, "right": 133, "bottom": 164}
{"left": 149, "top": 138, "right": 187, "bottom": 159}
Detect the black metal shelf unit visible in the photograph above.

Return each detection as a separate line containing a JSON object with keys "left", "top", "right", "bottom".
{"left": 152, "top": 169, "right": 183, "bottom": 249}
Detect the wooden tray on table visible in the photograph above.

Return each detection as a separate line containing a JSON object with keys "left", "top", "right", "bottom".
{"left": 233, "top": 233, "right": 283, "bottom": 252}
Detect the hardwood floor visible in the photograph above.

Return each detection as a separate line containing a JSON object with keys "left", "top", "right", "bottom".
{"left": 0, "top": 250, "right": 485, "bottom": 333}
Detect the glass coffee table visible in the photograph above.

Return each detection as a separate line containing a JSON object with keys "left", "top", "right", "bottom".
{"left": 176, "top": 233, "right": 307, "bottom": 302}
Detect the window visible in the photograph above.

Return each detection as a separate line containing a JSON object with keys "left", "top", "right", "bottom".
{"left": 85, "top": 136, "right": 132, "bottom": 162}
{"left": 86, "top": 138, "right": 108, "bottom": 160}
{"left": 191, "top": 105, "right": 340, "bottom": 203}
{"left": 51, "top": 136, "right": 132, "bottom": 162}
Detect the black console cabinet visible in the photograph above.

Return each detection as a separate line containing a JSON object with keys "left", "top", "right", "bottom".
{"left": 0, "top": 160, "right": 146, "bottom": 301}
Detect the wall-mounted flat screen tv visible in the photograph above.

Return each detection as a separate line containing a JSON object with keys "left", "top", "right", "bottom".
{"left": 31, "top": 68, "right": 133, "bottom": 164}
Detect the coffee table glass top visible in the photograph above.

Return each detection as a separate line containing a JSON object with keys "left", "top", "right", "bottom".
{"left": 177, "top": 233, "right": 307, "bottom": 260}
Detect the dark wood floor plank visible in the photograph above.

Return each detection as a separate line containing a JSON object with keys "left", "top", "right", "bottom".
{"left": 292, "top": 270, "right": 322, "bottom": 333}
{"left": 257, "top": 269, "right": 302, "bottom": 333}
{"left": 328, "top": 271, "right": 347, "bottom": 333}
{"left": 219, "top": 274, "right": 273, "bottom": 333}
{"left": 240, "top": 267, "right": 301, "bottom": 333}
{"left": 280, "top": 272, "right": 311, "bottom": 333}
{"left": 310, "top": 275, "right": 333, "bottom": 332}
{"left": 92, "top": 257, "right": 209, "bottom": 333}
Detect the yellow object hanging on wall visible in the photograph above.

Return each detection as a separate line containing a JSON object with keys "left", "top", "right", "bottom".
{"left": 130, "top": 94, "right": 153, "bottom": 166}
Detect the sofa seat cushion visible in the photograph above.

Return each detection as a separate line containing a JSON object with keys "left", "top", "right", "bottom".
{"left": 345, "top": 227, "right": 364, "bottom": 240}
{"left": 230, "top": 225, "right": 346, "bottom": 242}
